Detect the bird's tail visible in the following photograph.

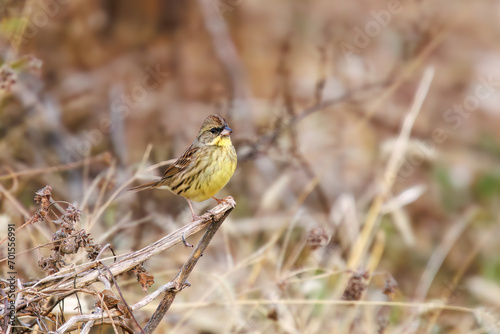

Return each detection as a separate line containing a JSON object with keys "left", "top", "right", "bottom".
{"left": 128, "top": 181, "right": 159, "bottom": 193}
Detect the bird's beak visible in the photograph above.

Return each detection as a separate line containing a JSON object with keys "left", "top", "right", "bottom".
{"left": 221, "top": 126, "right": 233, "bottom": 136}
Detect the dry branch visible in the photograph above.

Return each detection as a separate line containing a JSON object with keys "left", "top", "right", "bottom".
{"left": 23, "top": 201, "right": 233, "bottom": 294}
{"left": 14, "top": 199, "right": 236, "bottom": 332}
{"left": 143, "top": 196, "right": 235, "bottom": 333}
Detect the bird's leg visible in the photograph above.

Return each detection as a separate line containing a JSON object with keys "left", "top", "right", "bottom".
{"left": 186, "top": 198, "right": 200, "bottom": 221}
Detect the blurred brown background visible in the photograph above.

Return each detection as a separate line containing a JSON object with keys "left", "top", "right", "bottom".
{"left": 1, "top": 0, "right": 500, "bottom": 332}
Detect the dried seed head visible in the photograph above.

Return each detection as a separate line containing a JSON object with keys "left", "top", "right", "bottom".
{"left": 307, "top": 227, "right": 330, "bottom": 250}
{"left": 342, "top": 269, "right": 370, "bottom": 301}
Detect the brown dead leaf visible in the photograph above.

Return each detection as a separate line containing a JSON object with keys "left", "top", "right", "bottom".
{"left": 132, "top": 264, "right": 155, "bottom": 293}
{"left": 96, "top": 289, "right": 120, "bottom": 309}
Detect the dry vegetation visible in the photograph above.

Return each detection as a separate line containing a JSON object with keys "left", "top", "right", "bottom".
{"left": 1, "top": 0, "right": 500, "bottom": 333}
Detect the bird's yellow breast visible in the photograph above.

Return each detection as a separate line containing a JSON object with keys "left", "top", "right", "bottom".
{"left": 181, "top": 143, "right": 237, "bottom": 202}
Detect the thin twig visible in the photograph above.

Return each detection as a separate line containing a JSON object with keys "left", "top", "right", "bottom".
{"left": 346, "top": 67, "right": 435, "bottom": 271}
{"left": 422, "top": 222, "right": 500, "bottom": 333}
{"left": 415, "top": 209, "right": 476, "bottom": 302}
{"left": 131, "top": 282, "right": 176, "bottom": 311}
{"left": 239, "top": 80, "right": 389, "bottom": 162}
{"left": 143, "top": 197, "right": 236, "bottom": 334}
{"left": 80, "top": 308, "right": 102, "bottom": 334}
{"left": 54, "top": 308, "right": 134, "bottom": 334}
{"left": 164, "top": 298, "right": 477, "bottom": 315}
{"left": 0, "top": 153, "right": 111, "bottom": 181}
{"left": 98, "top": 260, "right": 145, "bottom": 334}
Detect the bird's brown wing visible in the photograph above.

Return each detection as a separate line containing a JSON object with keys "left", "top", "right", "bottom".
{"left": 162, "top": 145, "right": 199, "bottom": 179}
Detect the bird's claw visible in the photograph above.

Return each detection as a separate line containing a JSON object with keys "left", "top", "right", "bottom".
{"left": 225, "top": 196, "right": 236, "bottom": 208}
{"left": 212, "top": 196, "right": 236, "bottom": 208}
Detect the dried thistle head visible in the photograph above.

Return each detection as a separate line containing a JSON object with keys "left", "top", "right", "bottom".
{"left": 342, "top": 269, "right": 370, "bottom": 301}
{"left": 61, "top": 205, "right": 81, "bottom": 225}
{"left": 307, "top": 227, "right": 330, "bottom": 250}
{"left": 383, "top": 274, "right": 399, "bottom": 299}
{"left": 33, "top": 187, "right": 102, "bottom": 274}
{"left": 34, "top": 185, "right": 52, "bottom": 204}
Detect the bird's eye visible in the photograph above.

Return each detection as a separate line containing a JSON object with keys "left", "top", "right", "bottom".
{"left": 210, "top": 128, "right": 219, "bottom": 134}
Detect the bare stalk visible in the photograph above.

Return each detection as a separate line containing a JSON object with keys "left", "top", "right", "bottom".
{"left": 143, "top": 197, "right": 235, "bottom": 333}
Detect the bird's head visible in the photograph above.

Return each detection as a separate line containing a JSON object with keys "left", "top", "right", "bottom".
{"left": 196, "top": 114, "right": 233, "bottom": 146}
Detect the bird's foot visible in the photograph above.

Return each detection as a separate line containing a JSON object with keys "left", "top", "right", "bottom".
{"left": 212, "top": 196, "right": 236, "bottom": 208}
{"left": 191, "top": 214, "right": 201, "bottom": 221}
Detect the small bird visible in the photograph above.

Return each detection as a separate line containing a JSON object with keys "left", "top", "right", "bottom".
{"left": 131, "top": 114, "right": 237, "bottom": 220}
